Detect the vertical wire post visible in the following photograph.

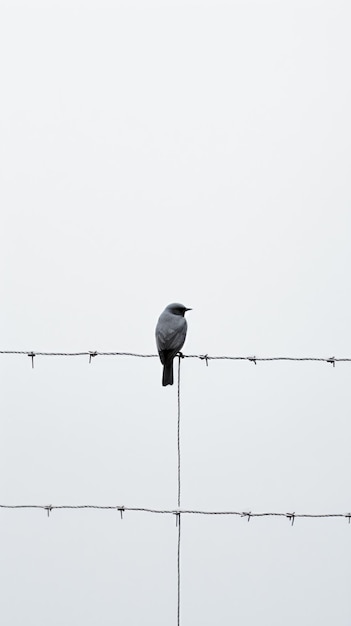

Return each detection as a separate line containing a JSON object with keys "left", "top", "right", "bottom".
{"left": 177, "top": 355, "right": 182, "bottom": 626}
{"left": 177, "top": 355, "right": 181, "bottom": 509}
{"left": 177, "top": 512, "right": 181, "bottom": 626}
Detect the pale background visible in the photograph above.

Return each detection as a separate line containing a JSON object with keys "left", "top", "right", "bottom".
{"left": 1, "top": 0, "right": 350, "bottom": 624}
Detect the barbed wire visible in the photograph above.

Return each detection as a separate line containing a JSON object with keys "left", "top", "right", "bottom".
{"left": 0, "top": 350, "right": 349, "bottom": 368}
{"left": 0, "top": 504, "right": 350, "bottom": 524}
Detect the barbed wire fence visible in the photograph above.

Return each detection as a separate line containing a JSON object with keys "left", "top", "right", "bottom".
{"left": 1, "top": 349, "right": 351, "bottom": 625}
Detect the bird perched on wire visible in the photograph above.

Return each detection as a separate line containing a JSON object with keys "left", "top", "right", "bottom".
{"left": 155, "top": 303, "right": 192, "bottom": 386}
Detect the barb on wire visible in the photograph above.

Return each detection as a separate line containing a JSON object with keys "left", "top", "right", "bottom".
{"left": 287, "top": 512, "right": 295, "bottom": 526}
{"left": 241, "top": 511, "right": 252, "bottom": 522}
{"left": 117, "top": 506, "right": 124, "bottom": 520}
{"left": 199, "top": 354, "right": 209, "bottom": 366}
{"left": 0, "top": 504, "right": 349, "bottom": 522}
{"left": 89, "top": 351, "right": 98, "bottom": 364}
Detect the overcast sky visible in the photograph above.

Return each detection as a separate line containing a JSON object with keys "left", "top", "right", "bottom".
{"left": 1, "top": 0, "right": 351, "bottom": 624}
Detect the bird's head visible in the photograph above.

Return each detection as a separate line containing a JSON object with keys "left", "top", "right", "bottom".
{"left": 166, "top": 303, "right": 192, "bottom": 317}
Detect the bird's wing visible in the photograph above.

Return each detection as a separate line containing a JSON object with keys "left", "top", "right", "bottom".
{"left": 156, "top": 313, "right": 187, "bottom": 354}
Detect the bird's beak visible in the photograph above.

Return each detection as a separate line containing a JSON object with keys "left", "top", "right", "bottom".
{"left": 185, "top": 307, "right": 192, "bottom": 311}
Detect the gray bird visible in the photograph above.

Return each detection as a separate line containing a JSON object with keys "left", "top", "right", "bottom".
{"left": 155, "top": 303, "right": 192, "bottom": 386}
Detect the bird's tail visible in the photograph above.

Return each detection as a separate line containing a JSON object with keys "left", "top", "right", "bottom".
{"left": 162, "top": 361, "right": 174, "bottom": 386}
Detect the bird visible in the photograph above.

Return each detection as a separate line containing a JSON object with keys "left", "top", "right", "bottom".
{"left": 155, "top": 303, "right": 192, "bottom": 386}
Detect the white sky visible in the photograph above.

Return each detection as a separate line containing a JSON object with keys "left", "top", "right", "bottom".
{"left": 1, "top": 0, "right": 351, "bottom": 624}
